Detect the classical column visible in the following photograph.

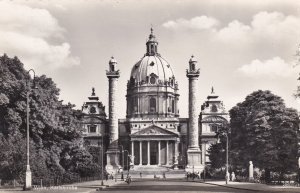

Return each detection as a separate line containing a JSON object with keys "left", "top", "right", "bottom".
{"left": 186, "top": 55, "right": 203, "bottom": 172}
{"left": 131, "top": 141, "right": 134, "bottom": 165}
{"left": 147, "top": 141, "right": 150, "bottom": 165}
{"left": 175, "top": 140, "right": 179, "bottom": 160}
{"left": 187, "top": 56, "right": 200, "bottom": 151}
{"left": 201, "top": 143, "right": 206, "bottom": 164}
{"left": 105, "top": 56, "right": 120, "bottom": 174}
{"left": 174, "top": 140, "right": 179, "bottom": 169}
{"left": 158, "top": 141, "right": 161, "bottom": 165}
{"left": 139, "top": 141, "right": 142, "bottom": 165}
{"left": 166, "top": 141, "right": 169, "bottom": 166}
{"left": 107, "top": 57, "right": 120, "bottom": 147}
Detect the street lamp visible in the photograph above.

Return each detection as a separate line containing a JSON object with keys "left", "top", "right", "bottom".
{"left": 225, "top": 133, "right": 229, "bottom": 185}
{"left": 101, "top": 134, "right": 104, "bottom": 186}
{"left": 24, "top": 69, "right": 37, "bottom": 191}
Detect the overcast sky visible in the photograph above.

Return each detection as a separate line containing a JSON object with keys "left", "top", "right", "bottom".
{"left": 1, "top": 0, "right": 300, "bottom": 118}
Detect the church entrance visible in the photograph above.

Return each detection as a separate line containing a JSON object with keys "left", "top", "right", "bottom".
{"left": 150, "top": 141, "right": 158, "bottom": 165}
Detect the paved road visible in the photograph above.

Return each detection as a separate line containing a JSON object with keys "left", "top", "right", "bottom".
{"left": 93, "top": 179, "right": 256, "bottom": 193}
{"left": 2, "top": 179, "right": 300, "bottom": 193}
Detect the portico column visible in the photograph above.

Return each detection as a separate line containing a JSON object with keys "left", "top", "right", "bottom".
{"left": 175, "top": 140, "right": 179, "bottom": 160}
{"left": 201, "top": 143, "right": 206, "bottom": 165}
{"left": 139, "top": 141, "right": 142, "bottom": 165}
{"left": 166, "top": 141, "right": 169, "bottom": 166}
{"left": 131, "top": 141, "right": 134, "bottom": 165}
{"left": 158, "top": 141, "right": 161, "bottom": 165}
{"left": 174, "top": 139, "right": 179, "bottom": 169}
{"left": 147, "top": 141, "right": 150, "bottom": 165}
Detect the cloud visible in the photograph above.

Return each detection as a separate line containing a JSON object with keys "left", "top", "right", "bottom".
{"left": 238, "top": 57, "right": 296, "bottom": 78}
{"left": 0, "top": 2, "right": 79, "bottom": 70}
{"left": 216, "top": 11, "right": 300, "bottom": 43}
{"left": 162, "top": 16, "right": 219, "bottom": 30}
{"left": 164, "top": 12, "right": 300, "bottom": 46}
{"left": 217, "top": 20, "right": 251, "bottom": 42}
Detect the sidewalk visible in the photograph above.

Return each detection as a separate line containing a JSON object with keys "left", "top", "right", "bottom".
{"left": 203, "top": 180, "right": 300, "bottom": 193}
{"left": 68, "top": 179, "right": 126, "bottom": 189}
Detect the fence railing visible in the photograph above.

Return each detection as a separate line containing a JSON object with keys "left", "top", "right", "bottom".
{"left": 0, "top": 175, "right": 103, "bottom": 188}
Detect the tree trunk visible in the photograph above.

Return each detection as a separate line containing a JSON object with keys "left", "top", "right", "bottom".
{"left": 265, "top": 168, "right": 271, "bottom": 184}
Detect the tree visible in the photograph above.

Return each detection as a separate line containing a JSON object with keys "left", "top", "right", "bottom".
{"left": 0, "top": 54, "right": 98, "bottom": 181}
{"left": 210, "top": 90, "right": 299, "bottom": 182}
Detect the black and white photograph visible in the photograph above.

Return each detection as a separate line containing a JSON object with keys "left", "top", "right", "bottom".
{"left": 0, "top": 0, "right": 300, "bottom": 192}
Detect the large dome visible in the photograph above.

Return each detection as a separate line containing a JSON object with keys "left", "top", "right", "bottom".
{"left": 130, "top": 55, "right": 175, "bottom": 83}
{"left": 126, "top": 29, "right": 179, "bottom": 120}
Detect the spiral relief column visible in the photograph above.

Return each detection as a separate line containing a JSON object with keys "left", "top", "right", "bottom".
{"left": 186, "top": 55, "right": 203, "bottom": 173}
{"left": 106, "top": 56, "right": 121, "bottom": 174}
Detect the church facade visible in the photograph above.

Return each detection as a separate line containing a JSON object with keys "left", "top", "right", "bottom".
{"left": 81, "top": 29, "right": 228, "bottom": 174}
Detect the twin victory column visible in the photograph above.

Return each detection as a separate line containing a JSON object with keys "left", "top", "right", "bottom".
{"left": 81, "top": 28, "right": 228, "bottom": 174}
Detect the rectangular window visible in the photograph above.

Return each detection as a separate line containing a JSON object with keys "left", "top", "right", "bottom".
{"left": 89, "top": 125, "right": 97, "bottom": 133}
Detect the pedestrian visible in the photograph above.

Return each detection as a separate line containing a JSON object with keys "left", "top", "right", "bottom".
{"left": 140, "top": 172, "right": 142, "bottom": 178}
{"left": 163, "top": 172, "right": 166, "bottom": 180}
{"left": 231, "top": 172, "right": 236, "bottom": 182}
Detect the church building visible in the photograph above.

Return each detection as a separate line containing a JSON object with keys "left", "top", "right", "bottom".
{"left": 81, "top": 29, "right": 228, "bottom": 174}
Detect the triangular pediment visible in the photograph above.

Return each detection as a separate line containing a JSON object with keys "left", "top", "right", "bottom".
{"left": 131, "top": 125, "right": 178, "bottom": 136}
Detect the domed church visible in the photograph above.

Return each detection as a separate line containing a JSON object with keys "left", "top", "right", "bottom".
{"left": 81, "top": 29, "right": 229, "bottom": 175}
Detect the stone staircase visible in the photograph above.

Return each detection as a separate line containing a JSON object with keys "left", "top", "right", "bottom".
{"left": 117, "top": 166, "right": 186, "bottom": 179}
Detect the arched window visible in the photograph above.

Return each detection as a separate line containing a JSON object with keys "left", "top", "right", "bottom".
{"left": 191, "top": 63, "right": 195, "bottom": 71}
{"left": 211, "top": 104, "right": 218, "bottom": 112}
{"left": 150, "top": 98, "right": 156, "bottom": 112}
{"left": 150, "top": 76, "right": 156, "bottom": 84}
{"left": 150, "top": 45, "right": 154, "bottom": 53}
{"left": 134, "top": 97, "right": 138, "bottom": 112}
{"left": 110, "top": 63, "right": 115, "bottom": 71}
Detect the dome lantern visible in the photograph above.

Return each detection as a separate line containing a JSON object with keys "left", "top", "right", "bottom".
{"left": 146, "top": 28, "right": 159, "bottom": 56}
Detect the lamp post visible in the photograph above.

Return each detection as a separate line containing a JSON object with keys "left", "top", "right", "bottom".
{"left": 101, "top": 134, "right": 104, "bottom": 186}
{"left": 216, "top": 126, "right": 229, "bottom": 185}
{"left": 225, "top": 133, "right": 229, "bottom": 185}
{"left": 25, "top": 69, "right": 36, "bottom": 191}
